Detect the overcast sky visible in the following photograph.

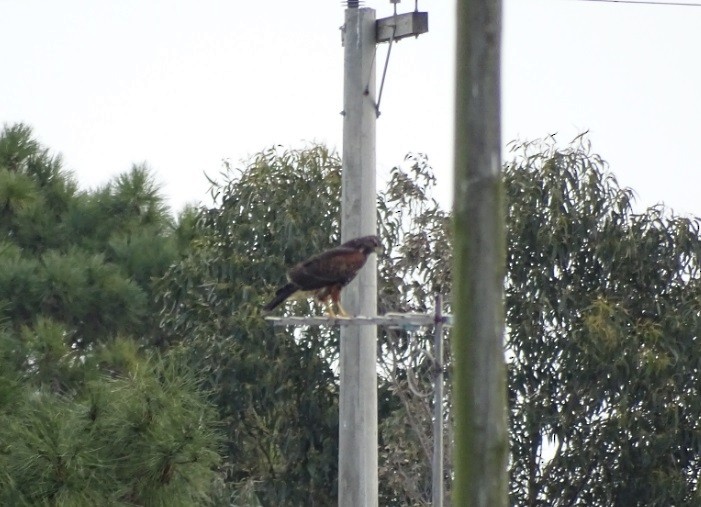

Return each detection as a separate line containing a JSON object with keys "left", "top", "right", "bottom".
{"left": 2, "top": 0, "right": 700, "bottom": 216}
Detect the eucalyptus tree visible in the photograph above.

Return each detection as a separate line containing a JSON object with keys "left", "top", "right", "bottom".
{"left": 505, "top": 137, "right": 701, "bottom": 506}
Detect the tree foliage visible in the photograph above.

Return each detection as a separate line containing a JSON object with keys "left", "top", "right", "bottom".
{"left": 376, "top": 154, "right": 452, "bottom": 506}
{"left": 0, "top": 124, "right": 222, "bottom": 505}
{"left": 157, "top": 145, "right": 343, "bottom": 505}
{"left": 0, "top": 333, "right": 221, "bottom": 506}
{"left": 0, "top": 124, "right": 184, "bottom": 346}
{"left": 382, "top": 137, "right": 701, "bottom": 506}
{"left": 373, "top": 136, "right": 701, "bottom": 506}
{"left": 156, "top": 146, "right": 452, "bottom": 505}
{"left": 7, "top": 121, "right": 701, "bottom": 506}
{"left": 505, "top": 137, "right": 701, "bottom": 505}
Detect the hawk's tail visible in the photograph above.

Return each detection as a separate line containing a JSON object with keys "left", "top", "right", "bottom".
{"left": 263, "top": 283, "right": 298, "bottom": 311}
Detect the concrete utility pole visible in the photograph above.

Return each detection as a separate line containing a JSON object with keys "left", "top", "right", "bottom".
{"left": 452, "top": 0, "right": 508, "bottom": 506}
{"left": 339, "top": 5, "right": 378, "bottom": 507}
{"left": 339, "top": 2, "right": 428, "bottom": 506}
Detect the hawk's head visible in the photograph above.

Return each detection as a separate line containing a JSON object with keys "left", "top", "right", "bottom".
{"left": 342, "top": 235, "right": 382, "bottom": 255}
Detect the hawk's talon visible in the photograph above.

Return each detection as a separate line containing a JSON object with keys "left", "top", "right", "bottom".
{"left": 325, "top": 302, "right": 337, "bottom": 319}
{"left": 335, "top": 303, "right": 350, "bottom": 318}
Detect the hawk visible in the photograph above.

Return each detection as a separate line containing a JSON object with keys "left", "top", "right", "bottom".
{"left": 263, "top": 235, "right": 382, "bottom": 317}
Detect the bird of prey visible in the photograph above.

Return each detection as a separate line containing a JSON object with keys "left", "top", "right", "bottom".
{"left": 263, "top": 235, "right": 382, "bottom": 317}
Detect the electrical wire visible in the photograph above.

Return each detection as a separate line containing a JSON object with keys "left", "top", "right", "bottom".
{"left": 569, "top": 0, "right": 701, "bottom": 6}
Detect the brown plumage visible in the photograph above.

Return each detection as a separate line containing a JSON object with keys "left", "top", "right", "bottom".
{"left": 263, "top": 235, "right": 382, "bottom": 317}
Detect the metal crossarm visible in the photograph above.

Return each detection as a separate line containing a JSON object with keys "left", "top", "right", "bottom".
{"left": 265, "top": 297, "right": 450, "bottom": 507}
{"left": 265, "top": 312, "right": 452, "bottom": 329}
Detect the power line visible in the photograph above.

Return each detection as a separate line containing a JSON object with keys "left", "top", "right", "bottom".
{"left": 570, "top": 0, "right": 701, "bottom": 6}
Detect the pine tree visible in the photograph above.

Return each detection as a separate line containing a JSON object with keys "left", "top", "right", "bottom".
{"left": 0, "top": 124, "right": 222, "bottom": 505}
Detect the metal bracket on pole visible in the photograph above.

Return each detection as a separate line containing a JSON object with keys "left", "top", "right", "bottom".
{"left": 341, "top": 11, "right": 428, "bottom": 47}
{"left": 373, "top": 10, "right": 428, "bottom": 116}
{"left": 376, "top": 11, "right": 428, "bottom": 43}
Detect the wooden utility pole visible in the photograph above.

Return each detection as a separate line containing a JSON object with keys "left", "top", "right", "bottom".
{"left": 339, "top": 6, "right": 379, "bottom": 507}
{"left": 452, "top": 0, "right": 508, "bottom": 506}
{"left": 433, "top": 294, "right": 445, "bottom": 507}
